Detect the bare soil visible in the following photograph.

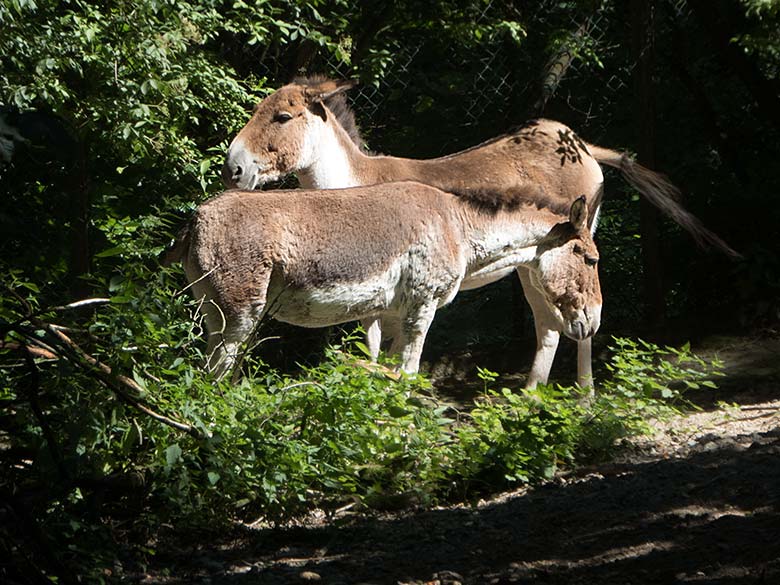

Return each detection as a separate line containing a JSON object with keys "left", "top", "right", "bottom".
{"left": 141, "top": 336, "right": 780, "bottom": 585}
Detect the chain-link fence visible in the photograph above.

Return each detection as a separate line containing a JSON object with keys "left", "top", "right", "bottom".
{"left": 245, "top": 0, "right": 653, "bottom": 359}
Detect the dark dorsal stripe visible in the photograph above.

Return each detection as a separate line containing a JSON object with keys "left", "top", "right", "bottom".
{"left": 447, "top": 184, "right": 572, "bottom": 218}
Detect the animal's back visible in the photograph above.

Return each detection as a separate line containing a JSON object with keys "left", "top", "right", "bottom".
{"left": 185, "top": 182, "right": 464, "bottom": 291}
{"left": 408, "top": 119, "right": 604, "bottom": 207}
{"left": 184, "top": 182, "right": 467, "bottom": 330}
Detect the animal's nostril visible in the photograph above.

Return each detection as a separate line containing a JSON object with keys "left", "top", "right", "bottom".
{"left": 233, "top": 165, "right": 243, "bottom": 179}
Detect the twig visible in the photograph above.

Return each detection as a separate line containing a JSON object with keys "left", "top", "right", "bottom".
{"left": 4, "top": 293, "right": 111, "bottom": 330}
{"left": 53, "top": 297, "right": 111, "bottom": 311}
{"left": 20, "top": 345, "right": 69, "bottom": 481}
{"left": 174, "top": 267, "right": 216, "bottom": 297}
{"left": 0, "top": 340, "right": 58, "bottom": 360}
{"left": 13, "top": 317, "right": 207, "bottom": 439}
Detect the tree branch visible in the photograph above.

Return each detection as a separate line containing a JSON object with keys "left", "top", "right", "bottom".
{"left": 6, "top": 316, "right": 207, "bottom": 440}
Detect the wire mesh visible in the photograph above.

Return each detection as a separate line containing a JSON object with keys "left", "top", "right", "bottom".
{"left": 246, "top": 0, "right": 651, "bottom": 335}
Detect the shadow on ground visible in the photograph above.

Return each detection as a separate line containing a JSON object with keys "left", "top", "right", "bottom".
{"left": 144, "top": 336, "right": 780, "bottom": 585}
{"left": 148, "top": 431, "right": 780, "bottom": 585}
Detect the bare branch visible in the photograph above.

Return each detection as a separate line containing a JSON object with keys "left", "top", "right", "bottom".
{"left": 6, "top": 316, "right": 208, "bottom": 440}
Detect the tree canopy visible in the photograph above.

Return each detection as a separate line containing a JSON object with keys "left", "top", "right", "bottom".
{"left": 1, "top": 0, "right": 778, "bottom": 581}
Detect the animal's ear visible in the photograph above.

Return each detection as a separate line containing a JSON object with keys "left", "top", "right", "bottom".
{"left": 309, "top": 100, "right": 328, "bottom": 122}
{"left": 305, "top": 79, "right": 358, "bottom": 103}
{"left": 569, "top": 195, "right": 588, "bottom": 231}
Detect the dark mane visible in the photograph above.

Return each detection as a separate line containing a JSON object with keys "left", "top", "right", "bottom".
{"left": 449, "top": 184, "right": 571, "bottom": 218}
{"left": 292, "top": 75, "right": 367, "bottom": 151}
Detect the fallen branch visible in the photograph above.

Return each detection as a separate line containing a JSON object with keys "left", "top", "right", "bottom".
{"left": 43, "top": 325, "right": 207, "bottom": 439}
{"left": 5, "top": 315, "right": 207, "bottom": 440}
{"left": 0, "top": 340, "right": 57, "bottom": 360}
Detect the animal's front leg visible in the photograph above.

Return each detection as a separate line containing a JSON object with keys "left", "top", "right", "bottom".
{"left": 390, "top": 302, "right": 438, "bottom": 374}
{"left": 516, "top": 267, "right": 562, "bottom": 388}
{"left": 362, "top": 317, "right": 382, "bottom": 360}
{"left": 526, "top": 326, "right": 561, "bottom": 389}
{"left": 577, "top": 338, "right": 595, "bottom": 400}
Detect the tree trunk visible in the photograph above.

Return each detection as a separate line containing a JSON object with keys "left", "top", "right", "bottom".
{"left": 69, "top": 140, "right": 90, "bottom": 299}
{"left": 534, "top": 18, "right": 593, "bottom": 116}
{"left": 688, "top": 0, "right": 780, "bottom": 132}
{"left": 631, "top": 0, "right": 665, "bottom": 330}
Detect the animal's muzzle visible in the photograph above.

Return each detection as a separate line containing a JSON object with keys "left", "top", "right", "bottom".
{"left": 221, "top": 160, "right": 242, "bottom": 189}
{"left": 564, "top": 305, "right": 601, "bottom": 341}
{"left": 222, "top": 138, "right": 263, "bottom": 190}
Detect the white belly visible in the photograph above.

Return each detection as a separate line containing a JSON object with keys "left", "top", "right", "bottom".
{"left": 273, "top": 281, "right": 398, "bottom": 327}
{"left": 268, "top": 262, "right": 403, "bottom": 327}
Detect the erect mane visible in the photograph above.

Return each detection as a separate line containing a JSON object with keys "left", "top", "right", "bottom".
{"left": 292, "top": 75, "right": 367, "bottom": 151}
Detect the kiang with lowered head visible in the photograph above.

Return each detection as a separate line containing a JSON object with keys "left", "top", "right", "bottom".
{"left": 172, "top": 182, "right": 602, "bottom": 380}
{"left": 222, "top": 77, "right": 737, "bottom": 388}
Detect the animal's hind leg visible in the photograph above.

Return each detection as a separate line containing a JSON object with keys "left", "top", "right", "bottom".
{"left": 204, "top": 307, "right": 259, "bottom": 380}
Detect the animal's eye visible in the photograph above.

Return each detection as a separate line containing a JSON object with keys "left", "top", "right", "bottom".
{"left": 573, "top": 243, "right": 584, "bottom": 255}
{"left": 274, "top": 111, "right": 294, "bottom": 123}
{"left": 584, "top": 255, "right": 599, "bottom": 267}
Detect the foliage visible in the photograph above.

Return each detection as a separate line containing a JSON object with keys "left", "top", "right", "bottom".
{"left": 1, "top": 236, "right": 723, "bottom": 579}
{"left": 0, "top": 0, "right": 776, "bottom": 581}
{"left": 457, "top": 337, "right": 723, "bottom": 486}
{"left": 578, "top": 337, "right": 723, "bottom": 455}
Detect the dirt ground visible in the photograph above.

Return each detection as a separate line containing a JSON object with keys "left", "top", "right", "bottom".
{"left": 142, "top": 336, "right": 780, "bottom": 585}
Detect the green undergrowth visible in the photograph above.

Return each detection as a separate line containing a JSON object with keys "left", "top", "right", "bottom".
{"left": 1, "top": 267, "right": 723, "bottom": 581}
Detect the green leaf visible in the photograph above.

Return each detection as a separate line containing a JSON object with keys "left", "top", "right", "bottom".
{"left": 165, "top": 444, "right": 182, "bottom": 467}
{"left": 95, "top": 246, "right": 124, "bottom": 258}
{"left": 353, "top": 341, "right": 372, "bottom": 358}
{"left": 387, "top": 405, "right": 411, "bottom": 418}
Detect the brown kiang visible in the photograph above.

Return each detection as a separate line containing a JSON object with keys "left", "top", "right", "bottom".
{"left": 220, "top": 76, "right": 736, "bottom": 388}
{"left": 172, "top": 183, "right": 601, "bottom": 380}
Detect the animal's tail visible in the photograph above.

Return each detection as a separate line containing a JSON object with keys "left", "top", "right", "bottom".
{"left": 161, "top": 223, "right": 191, "bottom": 267}
{"left": 587, "top": 144, "right": 740, "bottom": 258}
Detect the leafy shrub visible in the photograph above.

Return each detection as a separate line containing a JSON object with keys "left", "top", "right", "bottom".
{"left": 1, "top": 243, "right": 724, "bottom": 581}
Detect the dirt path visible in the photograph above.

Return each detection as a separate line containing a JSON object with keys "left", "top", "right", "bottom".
{"left": 143, "top": 337, "right": 780, "bottom": 585}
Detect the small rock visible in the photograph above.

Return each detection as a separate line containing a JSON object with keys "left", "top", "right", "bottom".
{"left": 300, "top": 571, "right": 321, "bottom": 581}
{"left": 432, "top": 570, "right": 464, "bottom": 585}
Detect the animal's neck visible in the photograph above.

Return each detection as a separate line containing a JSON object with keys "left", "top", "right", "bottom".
{"left": 296, "top": 117, "right": 435, "bottom": 189}
{"left": 297, "top": 120, "right": 362, "bottom": 189}
{"left": 463, "top": 206, "right": 558, "bottom": 267}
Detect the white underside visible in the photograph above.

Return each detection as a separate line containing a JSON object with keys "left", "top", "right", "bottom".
{"left": 269, "top": 262, "right": 404, "bottom": 327}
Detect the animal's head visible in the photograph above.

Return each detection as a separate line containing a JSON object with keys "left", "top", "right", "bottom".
{"left": 530, "top": 196, "right": 602, "bottom": 341}
{"left": 222, "top": 78, "right": 357, "bottom": 189}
